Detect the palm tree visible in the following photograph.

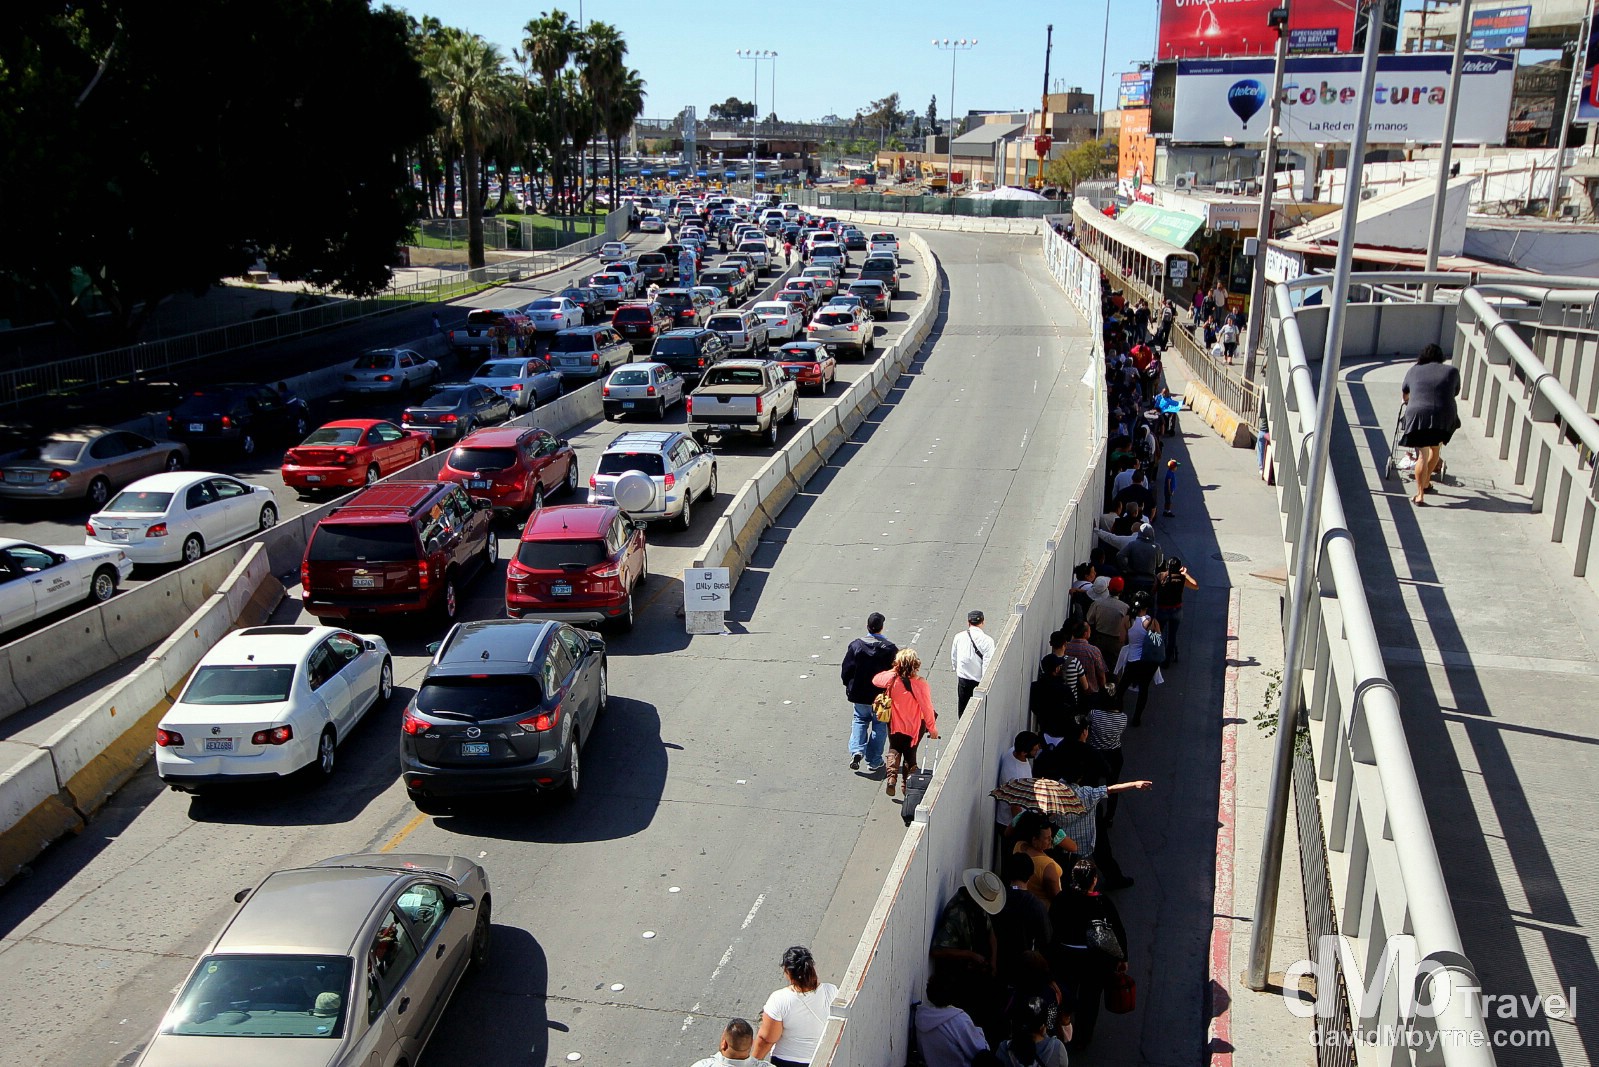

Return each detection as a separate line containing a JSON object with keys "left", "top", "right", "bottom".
{"left": 431, "top": 31, "right": 509, "bottom": 268}
{"left": 580, "top": 22, "right": 624, "bottom": 213}
{"left": 522, "top": 10, "right": 581, "bottom": 227}
{"left": 602, "top": 68, "right": 646, "bottom": 204}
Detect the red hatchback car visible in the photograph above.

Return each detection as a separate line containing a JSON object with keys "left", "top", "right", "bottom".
{"left": 505, "top": 504, "right": 646, "bottom": 630}
{"left": 280, "top": 419, "right": 433, "bottom": 495}
{"left": 438, "top": 426, "right": 580, "bottom": 519}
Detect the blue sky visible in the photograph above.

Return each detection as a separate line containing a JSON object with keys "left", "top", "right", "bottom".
{"left": 393, "top": 0, "right": 1164, "bottom": 123}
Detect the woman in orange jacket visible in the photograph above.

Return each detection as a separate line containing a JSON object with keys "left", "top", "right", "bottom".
{"left": 873, "top": 649, "right": 940, "bottom": 798}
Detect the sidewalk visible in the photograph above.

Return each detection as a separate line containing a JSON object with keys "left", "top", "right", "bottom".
{"left": 1087, "top": 347, "right": 1314, "bottom": 1067}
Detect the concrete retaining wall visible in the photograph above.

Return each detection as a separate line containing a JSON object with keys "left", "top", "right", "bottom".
{"left": 0, "top": 543, "right": 282, "bottom": 885}
{"left": 692, "top": 234, "right": 944, "bottom": 585}
{"left": 815, "top": 227, "right": 1106, "bottom": 1067}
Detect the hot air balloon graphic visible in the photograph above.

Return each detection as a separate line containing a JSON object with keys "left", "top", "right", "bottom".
{"left": 1227, "top": 79, "right": 1266, "bottom": 129}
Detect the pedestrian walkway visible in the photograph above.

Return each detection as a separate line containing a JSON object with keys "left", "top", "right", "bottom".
{"left": 1329, "top": 352, "right": 1599, "bottom": 1067}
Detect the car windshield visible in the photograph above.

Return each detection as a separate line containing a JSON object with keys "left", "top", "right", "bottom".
{"left": 300, "top": 427, "right": 363, "bottom": 446}
{"left": 421, "top": 387, "right": 471, "bottom": 406}
{"left": 816, "top": 312, "right": 853, "bottom": 326}
{"left": 182, "top": 664, "right": 297, "bottom": 705}
{"left": 526, "top": 299, "right": 561, "bottom": 311}
{"left": 353, "top": 353, "right": 396, "bottom": 369}
{"left": 162, "top": 954, "right": 354, "bottom": 1039}
{"left": 307, "top": 524, "right": 417, "bottom": 562}
{"left": 37, "top": 439, "right": 86, "bottom": 462}
{"left": 448, "top": 447, "right": 517, "bottom": 472}
{"left": 596, "top": 452, "right": 666, "bottom": 476}
{"left": 609, "top": 369, "right": 652, "bottom": 386}
{"left": 416, "top": 676, "right": 543, "bottom": 722}
{"left": 516, "top": 538, "right": 609, "bottom": 569}
{"left": 549, "top": 334, "right": 598, "bottom": 353}
{"left": 473, "top": 362, "right": 523, "bottom": 379}
{"left": 105, "top": 490, "right": 172, "bottom": 514}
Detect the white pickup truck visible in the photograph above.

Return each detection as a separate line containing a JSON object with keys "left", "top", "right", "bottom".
{"left": 686, "top": 359, "right": 799, "bottom": 447}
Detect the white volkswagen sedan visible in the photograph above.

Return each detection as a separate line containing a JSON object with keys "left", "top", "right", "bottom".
{"left": 155, "top": 624, "right": 394, "bottom": 790}
{"left": 750, "top": 300, "right": 803, "bottom": 341}
{"left": 0, "top": 539, "right": 133, "bottom": 635}
{"left": 86, "top": 471, "right": 278, "bottom": 566}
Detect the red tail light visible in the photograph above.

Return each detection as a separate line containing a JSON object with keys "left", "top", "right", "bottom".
{"left": 755, "top": 396, "right": 764, "bottom": 414}
{"left": 251, "top": 725, "right": 294, "bottom": 746}
{"left": 402, "top": 411, "right": 413, "bottom": 422}
{"left": 697, "top": 357, "right": 706, "bottom": 367}
{"left": 602, "top": 385, "right": 611, "bottom": 397}
{"left": 401, "top": 710, "right": 428, "bottom": 735}
{"left": 589, "top": 474, "right": 598, "bottom": 488}
{"left": 48, "top": 468, "right": 68, "bottom": 481}
{"left": 377, "top": 374, "right": 394, "bottom": 382}
{"left": 685, "top": 397, "right": 694, "bottom": 416}
{"left": 518, "top": 706, "right": 560, "bottom": 733}
{"left": 146, "top": 523, "right": 168, "bottom": 537}
{"left": 848, "top": 324, "right": 859, "bottom": 331}
{"left": 301, "top": 560, "right": 310, "bottom": 588}
{"left": 156, "top": 728, "right": 184, "bottom": 747}
{"left": 508, "top": 383, "right": 524, "bottom": 391}
{"left": 221, "top": 416, "right": 233, "bottom": 428}
{"left": 440, "top": 414, "right": 458, "bottom": 423}
{"left": 646, "top": 385, "right": 656, "bottom": 396}
{"left": 166, "top": 415, "right": 173, "bottom": 426}
{"left": 85, "top": 522, "right": 96, "bottom": 536}
{"left": 647, "top": 324, "right": 657, "bottom": 333}
{"left": 591, "top": 351, "right": 601, "bottom": 364}
{"left": 592, "top": 560, "right": 622, "bottom": 579}
{"left": 663, "top": 472, "right": 676, "bottom": 490}
{"left": 417, "top": 561, "right": 430, "bottom": 589}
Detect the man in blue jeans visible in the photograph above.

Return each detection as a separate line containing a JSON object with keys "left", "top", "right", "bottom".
{"left": 840, "top": 612, "right": 899, "bottom": 773}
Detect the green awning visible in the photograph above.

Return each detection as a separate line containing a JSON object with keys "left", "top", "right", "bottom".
{"left": 1117, "top": 204, "right": 1204, "bottom": 248}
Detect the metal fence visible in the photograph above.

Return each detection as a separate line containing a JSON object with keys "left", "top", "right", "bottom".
{"left": 1266, "top": 277, "right": 1495, "bottom": 1066}
{"left": 1, "top": 208, "right": 629, "bottom": 412}
{"left": 412, "top": 213, "right": 611, "bottom": 253}
{"left": 794, "top": 189, "right": 1069, "bottom": 219}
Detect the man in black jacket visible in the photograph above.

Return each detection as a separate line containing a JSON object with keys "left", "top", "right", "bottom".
{"left": 841, "top": 611, "right": 899, "bottom": 772}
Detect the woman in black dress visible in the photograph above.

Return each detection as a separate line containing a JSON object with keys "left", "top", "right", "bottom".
{"left": 1398, "top": 343, "right": 1461, "bottom": 505}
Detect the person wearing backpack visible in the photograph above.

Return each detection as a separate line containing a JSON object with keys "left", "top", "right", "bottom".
{"left": 840, "top": 612, "right": 899, "bottom": 774}
{"left": 1119, "top": 593, "right": 1163, "bottom": 727}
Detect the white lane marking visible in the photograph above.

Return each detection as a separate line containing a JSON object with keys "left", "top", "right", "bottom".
{"left": 682, "top": 1002, "right": 701, "bottom": 1032}
{"left": 742, "top": 893, "right": 766, "bottom": 929}
{"left": 1020, "top": 430, "right": 1030, "bottom": 452}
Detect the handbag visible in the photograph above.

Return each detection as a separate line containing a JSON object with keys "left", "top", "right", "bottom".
{"left": 1105, "top": 970, "right": 1137, "bottom": 1014}
{"left": 1086, "top": 917, "right": 1125, "bottom": 961}
{"left": 873, "top": 690, "right": 893, "bottom": 723}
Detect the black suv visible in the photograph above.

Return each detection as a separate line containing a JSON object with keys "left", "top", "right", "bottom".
{"left": 858, "top": 255, "right": 900, "bottom": 296}
{"left": 650, "top": 328, "right": 730, "bottom": 386}
{"left": 400, "top": 619, "right": 608, "bottom": 813}
{"left": 167, "top": 384, "right": 310, "bottom": 456}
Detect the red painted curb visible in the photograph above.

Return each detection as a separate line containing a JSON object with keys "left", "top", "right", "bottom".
{"left": 1208, "top": 587, "right": 1242, "bottom": 1067}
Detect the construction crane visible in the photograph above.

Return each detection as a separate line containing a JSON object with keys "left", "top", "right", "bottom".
{"left": 1034, "top": 25, "right": 1053, "bottom": 188}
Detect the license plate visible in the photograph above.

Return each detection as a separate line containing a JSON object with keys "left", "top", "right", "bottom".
{"left": 460, "top": 742, "right": 491, "bottom": 757}
{"left": 468, "top": 479, "right": 490, "bottom": 490}
{"left": 109, "top": 529, "right": 129, "bottom": 542}
{"left": 352, "top": 576, "right": 376, "bottom": 588}
{"left": 204, "top": 738, "right": 233, "bottom": 752}
{"left": 622, "top": 401, "right": 636, "bottom": 409}
{"left": 551, "top": 582, "right": 572, "bottom": 596}
{"left": 188, "top": 423, "right": 205, "bottom": 433}
{"left": 305, "top": 474, "right": 322, "bottom": 483}
{"left": 14, "top": 472, "right": 38, "bottom": 485}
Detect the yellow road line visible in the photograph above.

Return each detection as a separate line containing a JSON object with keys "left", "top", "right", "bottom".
{"left": 380, "top": 811, "right": 428, "bottom": 853}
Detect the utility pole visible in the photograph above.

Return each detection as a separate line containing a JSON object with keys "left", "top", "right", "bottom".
{"left": 1096, "top": 0, "right": 1112, "bottom": 139}
{"left": 1422, "top": 0, "right": 1472, "bottom": 298}
{"left": 1242, "top": 2, "right": 1292, "bottom": 383}
{"left": 1247, "top": 0, "right": 1386, "bottom": 992}
{"left": 1547, "top": 2, "right": 1591, "bottom": 218}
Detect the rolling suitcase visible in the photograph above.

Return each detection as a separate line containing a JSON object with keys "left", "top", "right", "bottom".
{"left": 900, "top": 741, "right": 940, "bottom": 826}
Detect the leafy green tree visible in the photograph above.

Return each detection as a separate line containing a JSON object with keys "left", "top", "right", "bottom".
{"left": 0, "top": 0, "right": 433, "bottom": 345}
{"left": 1043, "top": 137, "right": 1111, "bottom": 194}
{"left": 928, "top": 94, "right": 938, "bottom": 133}
{"left": 522, "top": 9, "right": 581, "bottom": 224}
{"left": 430, "top": 30, "right": 512, "bottom": 267}
{"left": 709, "top": 96, "right": 754, "bottom": 122}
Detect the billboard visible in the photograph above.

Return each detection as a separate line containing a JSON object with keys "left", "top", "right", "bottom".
{"left": 1468, "top": 5, "right": 1532, "bottom": 50}
{"left": 1151, "top": 62, "right": 1178, "bottom": 135}
{"left": 1173, "top": 53, "right": 1516, "bottom": 145}
{"left": 1580, "top": 5, "right": 1599, "bottom": 124}
{"left": 1157, "top": 0, "right": 1358, "bottom": 60}
{"left": 1119, "top": 71, "right": 1152, "bottom": 108}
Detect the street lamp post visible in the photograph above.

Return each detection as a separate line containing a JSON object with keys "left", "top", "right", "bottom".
{"left": 933, "top": 39, "right": 978, "bottom": 194}
{"left": 736, "top": 49, "right": 777, "bottom": 194}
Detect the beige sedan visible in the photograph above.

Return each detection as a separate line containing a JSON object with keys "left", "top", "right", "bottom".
{"left": 0, "top": 427, "right": 187, "bottom": 510}
{"left": 135, "top": 853, "right": 491, "bottom": 1067}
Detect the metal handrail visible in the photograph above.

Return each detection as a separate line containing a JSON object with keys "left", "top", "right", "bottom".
{"left": 1270, "top": 280, "right": 1494, "bottom": 1062}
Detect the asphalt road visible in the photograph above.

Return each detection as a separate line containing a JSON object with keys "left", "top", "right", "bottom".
{"left": 0, "top": 229, "right": 1097, "bottom": 1067}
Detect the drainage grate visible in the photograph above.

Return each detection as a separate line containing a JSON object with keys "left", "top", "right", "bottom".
{"left": 1213, "top": 551, "right": 1251, "bottom": 562}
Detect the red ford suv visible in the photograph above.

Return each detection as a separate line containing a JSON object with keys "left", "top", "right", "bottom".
{"left": 505, "top": 504, "right": 647, "bottom": 630}
{"left": 437, "top": 426, "right": 581, "bottom": 520}
{"left": 301, "top": 481, "right": 497, "bottom": 625}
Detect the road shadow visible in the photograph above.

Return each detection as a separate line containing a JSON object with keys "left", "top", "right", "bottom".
{"left": 420, "top": 925, "right": 550, "bottom": 1066}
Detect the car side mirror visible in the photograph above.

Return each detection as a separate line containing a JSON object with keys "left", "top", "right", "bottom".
{"left": 54, "top": 553, "right": 67, "bottom": 566}
{"left": 470, "top": 498, "right": 492, "bottom": 511}
{"left": 589, "top": 635, "right": 607, "bottom": 653}
{"left": 631, "top": 520, "right": 648, "bottom": 533}
{"left": 426, "top": 641, "right": 442, "bottom": 655}
{"left": 364, "top": 639, "right": 379, "bottom": 652}
{"left": 234, "top": 887, "right": 252, "bottom": 903}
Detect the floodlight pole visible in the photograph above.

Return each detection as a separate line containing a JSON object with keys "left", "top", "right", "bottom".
{"left": 1242, "top": 2, "right": 1291, "bottom": 384}
{"left": 1422, "top": 0, "right": 1472, "bottom": 298}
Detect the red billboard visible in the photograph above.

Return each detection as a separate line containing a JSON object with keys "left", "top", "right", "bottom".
{"left": 1157, "top": 0, "right": 1358, "bottom": 60}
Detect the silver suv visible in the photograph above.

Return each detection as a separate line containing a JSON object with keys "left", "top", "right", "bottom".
{"left": 588, "top": 430, "right": 718, "bottom": 530}
{"left": 705, "top": 309, "right": 770, "bottom": 357}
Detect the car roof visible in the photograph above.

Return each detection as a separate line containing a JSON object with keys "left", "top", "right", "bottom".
{"left": 457, "top": 426, "right": 536, "bottom": 447}
{"left": 660, "top": 327, "right": 712, "bottom": 337}
{"left": 432, "top": 619, "right": 553, "bottom": 673}
{"left": 41, "top": 426, "right": 114, "bottom": 443}
{"left": 324, "top": 481, "right": 445, "bottom": 519}
{"left": 201, "top": 624, "right": 338, "bottom": 666}
{"left": 779, "top": 341, "right": 827, "bottom": 350}
{"left": 316, "top": 419, "right": 388, "bottom": 431}
{"left": 606, "top": 429, "right": 682, "bottom": 450}
{"left": 611, "top": 361, "right": 668, "bottom": 374}
{"left": 116, "top": 471, "right": 225, "bottom": 493}
{"left": 217, "top": 866, "right": 405, "bottom": 955}
{"left": 523, "top": 503, "right": 619, "bottom": 540}
{"left": 558, "top": 325, "right": 607, "bottom": 335}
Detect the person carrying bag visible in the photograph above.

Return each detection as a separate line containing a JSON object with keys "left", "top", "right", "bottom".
{"left": 873, "top": 649, "right": 939, "bottom": 799}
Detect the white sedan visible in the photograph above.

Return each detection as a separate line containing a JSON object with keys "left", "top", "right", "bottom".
{"left": 750, "top": 300, "right": 803, "bottom": 341}
{"left": 86, "top": 471, "right": 278, "bottom": 566}
{"left": 155, "top": 624, "right": 393, "bottom": 789}
{"left": 0, "top": 539, "right": 133, "bottom": 635}
{"left": 599, "top": 241, "right": 630, "bottom": 262}
{"left": 639, "top": 215, "right": 667, "bottom": 234}
{"left": 521, "top": 296, "right": 585, "bottom": 333}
